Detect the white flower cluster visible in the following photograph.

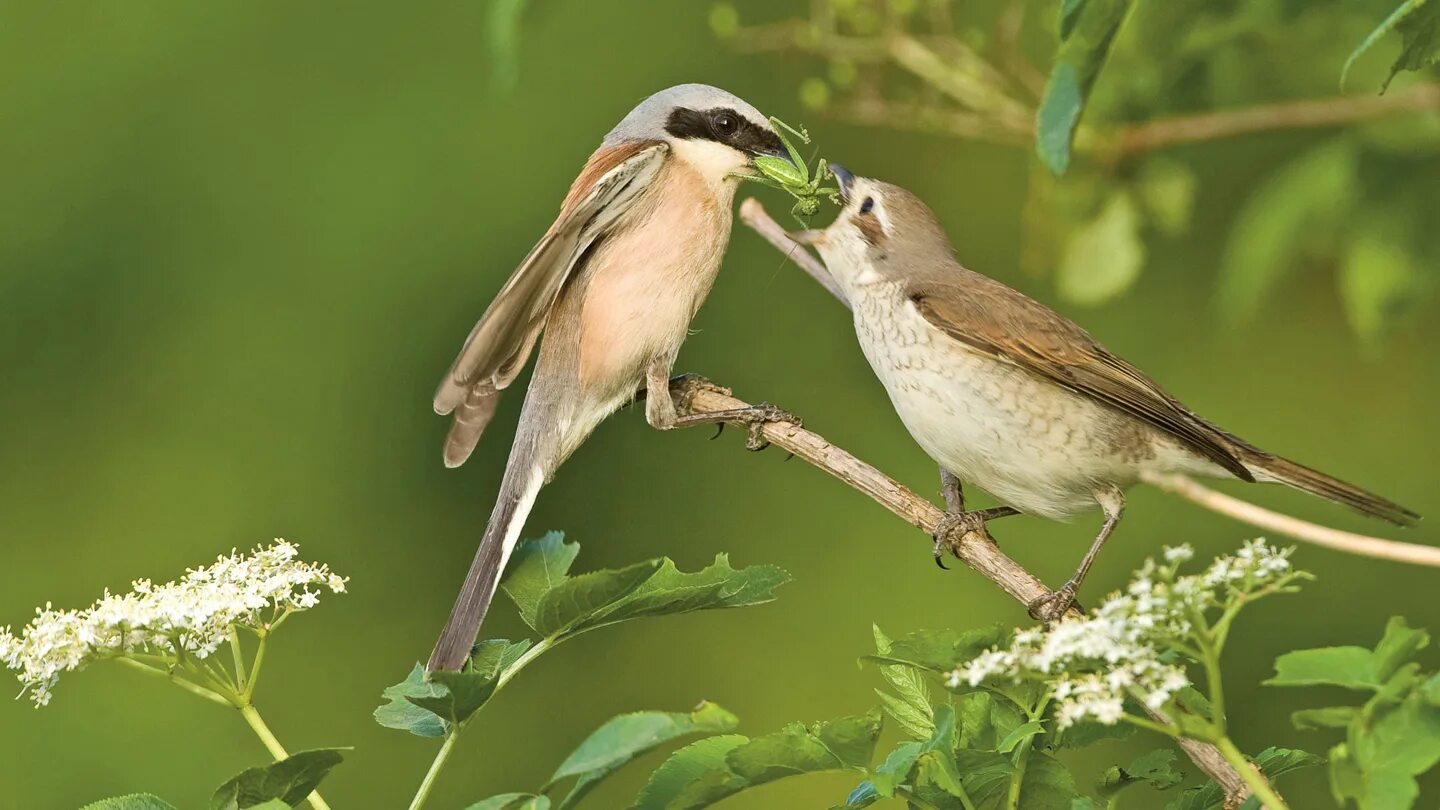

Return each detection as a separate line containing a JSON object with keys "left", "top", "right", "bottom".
{"left": 951, "top": 539, "right": 1295, "bottom": 728}
{"left": 0, "top": 541, "right": 345, "bottom": 707}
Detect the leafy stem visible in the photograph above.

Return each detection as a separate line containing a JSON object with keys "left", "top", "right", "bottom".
{"left": 1214, "top": 736, "right": 1291, "bottom": 810}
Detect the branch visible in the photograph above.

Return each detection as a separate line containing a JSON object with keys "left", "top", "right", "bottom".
{"left": 1107, "top": 83, "right": 1440, "bottom": 157}
{"left": 1142, "top": 472, "right": 1440, "bottom": 567}
{"left": 729, "top": 198, "right": 1268, "bottom": 803}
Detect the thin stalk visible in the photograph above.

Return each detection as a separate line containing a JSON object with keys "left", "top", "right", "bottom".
{"left": 239, "top": 703, "right": 334, "bottom": 810}
{"left": 1214, "top": 736, "right": 1289, "bottom": 810}
{"left": 244, "top": 631, "right": 270, "bottom": 703}
{"left": 114, "top": 658, "right": 233, "bottom": 708}
{"left": 1203, "top": 648, "right": 1227, "bottom": 735}
{"left": 407, "top": 731, "right": 461, "bottom": 810}
{"left": 1006, "top": 734, "right": 1035, "bottom": 810}
{"left": 230, "top": 628, "right": 248, "bottom": 693}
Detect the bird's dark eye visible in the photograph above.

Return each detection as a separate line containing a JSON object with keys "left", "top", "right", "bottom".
{"left": 712, "top": 113, "right": 738, "bottom": 136}
{"left": 860, "top": 197, "right": 875, "bottom": 214}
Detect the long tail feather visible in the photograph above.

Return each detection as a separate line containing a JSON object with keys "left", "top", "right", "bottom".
{"left": 443, "top": 386, "right": 503, "bottom": 469}
{"left": 427, "top": 462, "right": 544, "bottom": 672}
{"left": 1244, "top": 452, "right": 1421, "bottom": 527}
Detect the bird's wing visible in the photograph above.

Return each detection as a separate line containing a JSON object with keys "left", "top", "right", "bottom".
{"left": 908, "top": 276, "right": 1254, "bottom": 481}
{"left": 433, "top": 141, "right": 668, "bottom": 415}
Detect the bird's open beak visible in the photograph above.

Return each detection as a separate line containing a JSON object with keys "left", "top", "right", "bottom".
{"left": 830, "top": 164, "right": 855, "bottom": 202}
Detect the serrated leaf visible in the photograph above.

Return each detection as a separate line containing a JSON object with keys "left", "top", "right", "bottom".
{"left": 1036, "top": 0, "right": 1136, "bottom": 174}
{"left": 965, "top": 750, "right": 1079, "bottom": 809}
{"left": 1292, "top": 706, "right": 1359, "bottom": 730}
{"left": 464, "top": 794, "right": 549, "bottom": 810}
{"left": 1266, "top": 646, "right": 1379, "bottom": 690}
{"left": 836, "top": 780, "right": 880, "bottom": 808}
{"left": 1343, "top": 0, "right": 1440, "bottom": 91}
{"left": 409, "top": 639, "right": 533, "bottom": 726}
{"left": 210, "top": 749, "right": 345, "bottom": 810}
{"left": 534, "top": 555, "right": 788, "bottom": 639}
{"left": 1057, "top": 718, "right": 1134, "bottom": 748}
{"left": 502, "top": 533, "right": 579, "bottom": 629}
{"left": 81, "top": 797, "right": 179, "bottom": 810}
{"left": 547, "top": 702, "right": 739, "bottom": 808}
{"left": 865, "top": 626, "right": 1008, "bottom": 672}
{"left": 957, "top": 691, "right": 1029, "bottom": 751}
{"left": 870, "top": 705, "right": 957, "bottom": 797}
{"left": 1216, "top": 140, "right": 1356, "bottom": 323}
{"left": 1057, "top": 192, "right": 1146, "bottom": 306}
{"left": 631, "top": 735, "right": 749, "bottom": 810}
{"left": 1166, "top": 746, "right": 1321, "bottom": 810}
{"left": 375, "top": 664, "right": 449, "bottom": 738}
{"left": 1099, "top": 749, "right": 1184, "bottom": 797}
{"left": 1333, "top": 691, "right": 1440, "bottom": 810}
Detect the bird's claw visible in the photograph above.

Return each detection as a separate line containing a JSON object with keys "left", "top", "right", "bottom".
{"left": 931, "top": 510, "right": 993, "bottom": 568}
{"left": 737, "top": 402, "right": 800, "bottom": 451}
{"left": 669, "top": 374, "right": 732, "bottom": 411}
{"left": 1027, "top": 582, "right": 1082, "bottom": 622}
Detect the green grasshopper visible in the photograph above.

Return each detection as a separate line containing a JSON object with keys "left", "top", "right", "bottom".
{"left": 732, "top": 117, "right": 840, "bottom": 223}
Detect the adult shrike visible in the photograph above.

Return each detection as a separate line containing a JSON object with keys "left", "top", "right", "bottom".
{"left": 428, "top": 85, "right": 792, "bottom": 672}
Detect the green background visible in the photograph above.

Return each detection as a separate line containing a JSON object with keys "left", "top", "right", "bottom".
{"left": 1, "top": 2, "right": 1436, "bottom": 808}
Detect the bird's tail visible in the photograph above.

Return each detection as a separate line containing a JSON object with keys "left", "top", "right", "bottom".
{"left": 427, "top": 453, "right": 545, "bottom": 672}
{"left": 1242, "top": 451, "right": 1420, "bottom": 527}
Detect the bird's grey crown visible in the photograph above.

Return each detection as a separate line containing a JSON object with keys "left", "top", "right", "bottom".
{"left": 603, "top": 83, "right": 768, "bottom": 146}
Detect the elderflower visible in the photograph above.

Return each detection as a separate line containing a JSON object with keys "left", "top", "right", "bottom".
{"left": 0, "top": 540, "right": 345, "bottom": 707}
{"left": 951, "top": 539, "right": 1301, "bottom": 729}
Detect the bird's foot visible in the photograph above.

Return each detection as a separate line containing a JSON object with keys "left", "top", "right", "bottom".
{"left": 1027, "top": 582, "right": 1083, "bottom": 622}
{"left": 729, "top": 402, "right": 801, "bottom": 451}
{"left": 931, "top": 507, "right": 1015, "bottom": 569}
{"left": 668, "top": 373, "right": 732, "bottom": 410}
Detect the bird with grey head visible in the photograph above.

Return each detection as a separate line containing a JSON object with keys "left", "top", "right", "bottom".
{"left": 427, "top": 84, "right": 797, "bottom": 672}
{"left": 794, "top": 168, "right": 1420, "bottom": 619}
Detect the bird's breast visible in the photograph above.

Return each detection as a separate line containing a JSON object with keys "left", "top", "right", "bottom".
{"left": 850, "top": 285, "right": 1155, "bottom": 519}
{"left": 574, "top": 161, "right": 731, "bottom": 393}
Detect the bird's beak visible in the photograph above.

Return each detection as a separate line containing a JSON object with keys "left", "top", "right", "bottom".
{"left": 830, "top": 164, "right": 855, "bottom": 202}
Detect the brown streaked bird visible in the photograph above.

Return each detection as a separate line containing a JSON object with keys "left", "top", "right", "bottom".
{"left": 796, "top": 168, "right": 1420, "bottom": 619}
{"left": 428, "top": 85, "right": 794, "bottom": 672}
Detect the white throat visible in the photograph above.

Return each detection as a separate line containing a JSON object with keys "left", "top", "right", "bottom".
{"left": 668, "top": 138, "right": 748, "bottom": 195}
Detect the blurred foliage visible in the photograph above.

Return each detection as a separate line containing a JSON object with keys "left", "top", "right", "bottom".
{"left": 703, "top": 0, "right": 1440, "bottom": 340}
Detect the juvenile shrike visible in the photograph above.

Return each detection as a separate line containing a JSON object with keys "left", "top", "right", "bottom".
{"left": 428, "top": 85, "right": 792, "bottom": 672}
{"left": 797, "top": 169, "right": 1419, "bottom": 619}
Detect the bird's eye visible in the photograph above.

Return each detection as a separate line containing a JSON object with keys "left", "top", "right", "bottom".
{"left": 712, "top": 113, "right": 738, "bottom": 135}
{"left": 859, "top": 197, "right": 875, "bottom": 214}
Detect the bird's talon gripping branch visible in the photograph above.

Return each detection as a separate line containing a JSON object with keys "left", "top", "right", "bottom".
{"left": 734, "top": 402, "right": 800, "bottom": 452}
{"left": 931, "top": 506, "right": 1017, "bottom": 569}
{"left": 1027, "top": 582, "right": 1083, "bottom": 622}
{"left": 669, "top": 373, "right": 733, "bottom": 410}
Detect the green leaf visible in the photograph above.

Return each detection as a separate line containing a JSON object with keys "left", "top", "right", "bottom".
{"left": 872, "top": 625, "right": 935, "bottom": 740}
{"left": 210, "top": 749, "right": 345, "bottom": 810}
{"left": 1343, "top": 0, "right": 1440, "bottom": 91}
{"left": 502, "top": 532, "right": 579, "bottom": 629}
{"left": 409, "top": 639, "right": 533, "bottom": 726}
{"left": 375, "top": 664, "right": 449, "bottom": 738}
{"left": 1266, "top": 646, "right": 1380, "bottom": 690}
{"left": 957, "top": 691, "right": 1029, "bottom": 751}
{"left": 533, "top": 555, "right": 788, "bottom": 639}
{"left": 1292, "top": 706, "right": 1360, "bottom": 730}
{"left": 547, "top": 702, "right": 739, "bottom": 808}
{"left": 870, "top": 705, "right": 958, "bottom": 797}
{"left": 836, "top": 780, "right": 880, "bottom": 808}
{"left": 997, "top": 720, "right": 1046, "bottom": 754}
{"left": 865, "top": 626, "right": 1008, "bottom": 672}
{"left": 1373, "top": 617, "right": 1431, "bottom": 682}
{"left": 637, "top": 712, "right": 883, "bottom": 809}
{"left": 1166, "top": 746, "right": 1321, "bottom": 810}
{"left": 80, "top": 797, "right": 179, "bottom": 810}
{"left": 1216, "top": 140, "right": 1356, "bottom": 324}
{"left": 1056, "top": 718, "right": 1134, "bottom": 748}
{"left": 631, "top": 735, "right": 749, "bottom": 810}
{"left": 965, "top": 750, "right": 1079, "bottom": 809}
{"left": 464, "top": 794, "right": 550, "bottom": 810}
{"left": 1332, "top": 690, "right": 1440, "bottom": 810}
{"left": 1036, "top": 0, "right": 1136, "bottom": 174}
{"left": 1057, "top": 192, "right": 1146, "bottom": 306}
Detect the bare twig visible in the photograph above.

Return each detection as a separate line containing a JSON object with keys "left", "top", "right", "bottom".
{"left": 1143, "top": 472, "right": 1440, "bottom": 567}
{"left": 729, "top": 198, "right": 1290, "bottom": 803}
{"left": 1107, "top": 83, "right": 1440, "bottom": 157}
